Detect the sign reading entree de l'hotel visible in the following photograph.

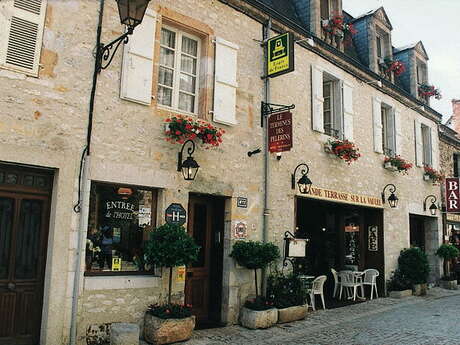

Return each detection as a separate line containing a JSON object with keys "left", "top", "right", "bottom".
{"left": 268, "top": 111, "right": 292, "bottom": 153}
{"left": 267, "top": 32, "right": 294, "bottom": 78}
{"left": 446, "top": 178, "right": 460, "bottom": 213}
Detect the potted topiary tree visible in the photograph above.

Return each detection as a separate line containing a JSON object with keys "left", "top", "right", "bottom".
{"left": 398, "top": 247, "right": 430, "bottom": 296}
{"left": 230, "top": 240, "right": 280, "bottom": 329}
{"left": 143, "top": 223, "right": 200, "bottom": 345}
{"left": 436, "top": 244, "right": 460, "bottom": 290}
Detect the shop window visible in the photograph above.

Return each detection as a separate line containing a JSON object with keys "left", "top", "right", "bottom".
{"left": 157, "top": 26, "right": 200, "bottom": 114}
{"left": 344, "top": 213, "right": 360, "bottom": 270}
{"left": 381, "top": 104, "right": 396, "bottom": 157}
{"left": 421, "top": 124, "right": 432, "bottom": 166}
{"left": 85, "top": 182, "right": 158, "bottom": 275}
{"left": 322, "top": 73, "right": 343, "bottom": 138}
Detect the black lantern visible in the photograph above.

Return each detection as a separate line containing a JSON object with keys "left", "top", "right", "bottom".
{"left": 177, "top": 140, "right": 200, "bottom": 181}
{"left": 291, "top": 163, "right": 312, "bottom": 194}
{"left": 423, "top": 195, "right": 438, "bottom": 216}
{"left": 116, "top": 0, "right": 151, "bottom": 30}
{"left": 381, "top": 184, "right": 398, "bottom": 208}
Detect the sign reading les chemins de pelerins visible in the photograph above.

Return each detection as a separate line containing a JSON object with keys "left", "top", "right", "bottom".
{"left": 446, "top": 178, "right": 460, "bottom": 213}
{"left": 268, "top": 111, "right": 293, "bottom": 153}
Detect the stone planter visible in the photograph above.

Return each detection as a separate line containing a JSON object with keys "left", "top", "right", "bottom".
{"left": 277, "top": 305, "right": 308, "bottom": 324}
{"left": 412, "top": 283, "right": 427, "bottom": 296}
{"left": 384, "top": 162, "right": 398, "bottom": 171}
{"left": 143, "top": 313, "right": 195, "bottom": 345}
{"left": 423, "top": 174, "right": 431, "bottom": 181}
{"left": 389, "top": 289, "right": 412, "bottom": 298}
{"left": 240, "top": 307, "right": 278, "bottom": 329}
{"left": 440, "top": 279, "right": 458, "bottom": 290}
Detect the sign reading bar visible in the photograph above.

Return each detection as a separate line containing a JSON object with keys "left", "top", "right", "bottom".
{"left": 268, "top": 111, "right": 293, "bottom": 153}
{"left": 446, "top": 178, "right": 460, "bottom": 213}
{"left": 267, "top": 32, "right": 294, "bottom": 78}
{"left": 307, "top": 186, "right": 383, "bottom": 209}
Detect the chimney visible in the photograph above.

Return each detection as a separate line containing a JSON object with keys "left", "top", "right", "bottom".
{"left": 453, "top": 99, "right": 460, "bottom": 134}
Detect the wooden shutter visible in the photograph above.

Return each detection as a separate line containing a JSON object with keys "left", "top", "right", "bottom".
{"left": 0, "top": 0, "right": 47, "bottom": 76}
{"left": 120, "top": 9, "right": 156, "bottom": 105}
{"left": 311, "top": 65, "right": 324, "bottom": 132}
{"left": 372, "top": 97, "right": 383, "bottom": 153}
{"left": 342, "top": 82, "right": 353, "bottom": 141}
{"left": 387, "top": 109, "right": 396, "bottom": 155}
{"left": 414, "top": 119, "right": 423, "bottom": 167}
{"left": 394, "top": 109, "right": 402, "bottom": 155}
{"left": 428, "top": 126, "right": 434, "bottom": 167}
{"left": 213, "top": 37, "right": 238, "bottom": 125}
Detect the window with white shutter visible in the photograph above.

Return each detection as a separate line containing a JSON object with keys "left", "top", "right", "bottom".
{"left": 421, "top": 124, "right": 432, "bottom": 166}
{"left": 381, "top": 104, "right": 395, "bottom": 157}
{"left": 0, "top": 0, "right": 47, "bottom": 76}
{"left": 342, "top": 82, "right": 354, "bottom": 141}
{"left": 321, "top": 72, "right": 343, "bottom": 138}
{"left": 414, "top": 119, "right": 423, "bottom": 167}
{"left": 372, "top": 97, "right": 383, "bottom": 153}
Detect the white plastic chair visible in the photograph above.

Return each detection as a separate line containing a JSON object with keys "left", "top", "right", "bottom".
{"left": 309, "top": 275, "right": 327, "bottom": 310}
{"left": 363, "top": 269, "right": 379, "bottom": 299}
{"left": 331, "top": 268, "right": 341, "bottom": 298}
{"left": 339, "top": 271, "right": 363, "bottom": 301}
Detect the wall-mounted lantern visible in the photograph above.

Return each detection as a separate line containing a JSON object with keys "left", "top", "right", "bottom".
{"left": 291, "top": 163, "right": 312, "bottom": 194}
{"left": 177, "top": 140, "right": 200, "bottom": 181}
{"left": 381, "top": 184, "right": 398, "bottom": 208}
{"left": 423, "top": 195, "right": 438, "bottom": 216}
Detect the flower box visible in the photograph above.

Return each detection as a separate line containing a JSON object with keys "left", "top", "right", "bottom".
{"left": 240, "top": 307, "right": 278, "bottom": 329}
{"left": 277, "top": 305, "right": 308, "bottom": 324}
{"left": 423, "top": 174, "right": 430, "bottom": 181}
{"left": 388, "top": 289, "right": 412, "bottom": 298}
{"left": 324, "top": 139, "right": 361, "bottom": 164}
{"left": 384, "top": 161, "right": 398, "bottom": 171}
{"left": 423, "top": 166, "right": 443, "bottom": 184}
{"left": 144, "top": 313, "right": 195, "bottom": 345}
{"left": 383, "top": 156, "right": 412, "bottom": 174}
{"left": 440, "top": 279, "right": 458, "bottom": 290}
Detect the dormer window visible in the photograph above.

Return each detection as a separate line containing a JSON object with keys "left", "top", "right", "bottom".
{"left": 321, "top": 0, "right": 332, "bottom": 20}
{"left": 416, "top": 60, "right": 427, "bottom": 85}
{"left": 375, "top": 29, "right": 390, "bottom": 64}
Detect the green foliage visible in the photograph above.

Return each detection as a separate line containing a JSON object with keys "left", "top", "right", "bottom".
{"left": 244, "top": 296, "right": 275, "bottom": 311}
{"left": 387, "top": 269, "right": 412, "bottom": 291}
{"left": 398, "top": 247, "right": 430, "bottom": 285}
{"left": 267, "top": 271, "right": 308, "bottom": 309}
{"left": 147, "top": 303, "right": 192, "bottom": 319}
{"left": 436, "top": 244, "right": 460, "bottom": 260}
{"left": 144, "top": 223, "right": 200, "bottom": 268}
{"left": 229, "top": 241, "right": 280, "bottom": 269}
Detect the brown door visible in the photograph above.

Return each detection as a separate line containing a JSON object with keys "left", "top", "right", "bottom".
{"left": 185, "top": 194, "right": 224, "bottom": 327}
{"left": 0, "top": 166, "right": 53, "bottom": 345}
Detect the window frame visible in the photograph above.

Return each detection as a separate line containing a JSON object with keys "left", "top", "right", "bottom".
{"left": 320, "top": 0, "right": 332, "bottom": 20}
{"left": 381, "top": 104, "right": 396, "bottom": 157}
{"left": 322, "top": 73, "right": 343, "bottom": 138}
{"left": 158, "top": 25, "right": 201, "bottom": 115}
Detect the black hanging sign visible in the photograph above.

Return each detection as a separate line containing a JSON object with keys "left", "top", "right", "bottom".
{"left": 165, "top": 203, "right": 186, "bottom": 226}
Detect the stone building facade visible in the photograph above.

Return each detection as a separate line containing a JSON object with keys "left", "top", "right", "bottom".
{"left": 0, "top": 0, "right": 446, "bottom": 344}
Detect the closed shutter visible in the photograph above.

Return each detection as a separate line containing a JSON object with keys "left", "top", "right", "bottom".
{"left": 0, "top": 0, "right": 47, "bottom": 76}
{"left": 342, "top": 82, "right": 353, "bottom": 141}
{"left": 414, "top": 119, "right": 423, "bottom": 167}
{"left": 311, "top": 65, "right": 324, "bottom": 132}
{"left": 394, "top": 109, "right": 402, "bottom": 155}
{"left": 372, "top": 97, "right": 383, "bottom": 153}
{"left": 213, "top": 37, "right": 238, "bottom": 125}
{"left": 120, "top": 9, "right": 156, "bottom": 105}
{"left": 387, "top": 109, "right": 396, "bottom": 155}
{"left": 428, "top": 126, "right": 434, "bottom": 167}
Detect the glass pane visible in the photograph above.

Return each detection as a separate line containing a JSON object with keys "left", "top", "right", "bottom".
{"left": 161, "top": 28, "right": 176, "bottom": 48}
{"left": 159, "top": 67, "right": 174, "bottom": 87}
{"left": 324, "top": 97, "right": 331, "bottom": 112}
{"left": 179, "top": 92, "right": 195, "bottom": 113}
{"left": 180, "top": 55, "right": 197, "bottom": 74}
{"left": 15, "top": 199, "right": 43, "bottom": 279}
{"left": 323, "top": 83, "right": 331, "bottom": 97}
{"left": 158, "top": 86, "right": 172, "bottom": 107}
{"left": 182, "top": 36, "right": 197, "bottom": 57}
{"left": 0, "top": 198, "right": 14, "bottom": 279}
{"left": 179, "top": 73, "right": 196, "bottom": 93}
{"left": 160, "top": 47, "right": 175, "bottom": 68}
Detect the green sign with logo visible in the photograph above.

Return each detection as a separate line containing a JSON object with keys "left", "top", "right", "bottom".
{"left": 267, "top": 32, "right": 294, "bottom": 78}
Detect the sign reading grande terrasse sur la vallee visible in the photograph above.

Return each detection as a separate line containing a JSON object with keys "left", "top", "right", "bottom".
{"left": 307, "top": 186, "right": 383, "bottom": 209}
{"left": 446, "top": 178, "right": 460, "bottom": 213}
{"left": 268, "top": 111, "right": 292, "bottom": 153}
{"left": 267, "top": 32, "right": 294, "bottom": 78}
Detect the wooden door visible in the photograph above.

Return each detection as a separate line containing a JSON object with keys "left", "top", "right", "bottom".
{"left": 185, "top": 195, "right": 213, "bottom": 325}
{"left": 0, "top": 166, "right": 52, "bottom": 345}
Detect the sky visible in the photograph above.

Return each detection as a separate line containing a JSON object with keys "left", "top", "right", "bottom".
{"left": 343, "top": 0, "right": 460, "bottom": 122}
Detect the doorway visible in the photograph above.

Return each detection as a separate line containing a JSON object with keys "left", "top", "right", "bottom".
{"left": 185, "top": 194, "right": 225, "bottom": 329}
{"left": 0, "top": 164, "right": 53, "bottom": 345}
{"left": 410, "top": 215, "right": 426, "bottom": 251}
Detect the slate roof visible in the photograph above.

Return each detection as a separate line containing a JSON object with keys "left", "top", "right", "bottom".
{"left": 257, "top": 0, "right": 302, "bottom": 26}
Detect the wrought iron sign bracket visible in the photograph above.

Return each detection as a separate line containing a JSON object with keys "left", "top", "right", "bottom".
{"left": 261, "top": 101, "right": 295, "bottom": 127}
{"left": 282, "top": 231, "right": 296, "bottom": 269}
{"left": 96, "top": 27, "right": 134, "bottom": 73}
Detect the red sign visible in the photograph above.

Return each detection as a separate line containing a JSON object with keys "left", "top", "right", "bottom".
{"left": 268, "top": 111, "right": 293, "bottom": 153}
{"left": 446, "top": 178, "right": 460, "bottom": 212}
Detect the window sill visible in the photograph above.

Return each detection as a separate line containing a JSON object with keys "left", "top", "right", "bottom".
{"left": 157, "top": 105, "right": 200, "bottom": 119}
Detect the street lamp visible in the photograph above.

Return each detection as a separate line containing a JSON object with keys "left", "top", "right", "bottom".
{"left": 381, "top": 184, "right": 398, "bottom": 208}
{"left": 97, "top": 0, "right": 151, "bottom": 72}
{"left": 423, "top": 195, "right": 438, "bottom": 216}
{"left": 291, "top": 163, "right": 312, "bottom": 194}
{"left": 177, "top": 140, "right": 200, "bottom": 181}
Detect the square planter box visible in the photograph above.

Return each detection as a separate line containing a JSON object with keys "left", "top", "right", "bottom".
{"left": 277, "top": 305, "right": 308, "bottom": 324}
{"left": 389, "top": 289, "right": 412, "bottom": 298}
{"left": 144, "top": 313, "right": 195, "bottom": 345}
{"left": 240, "top": 307, "right": 278, "bottom": 329}
{"left": 423, "top": 174, "right": 431, "bottom": 181}
{"left": 384, "top": 162, "right": 398, "bottom": 171}
{"left": 440, "top": 279, "right": 458, "bottom": 290}
{"left": 412, "top": 283, "right": 427, "bottom": 296}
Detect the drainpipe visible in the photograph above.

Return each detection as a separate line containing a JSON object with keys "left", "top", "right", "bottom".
{"left": 69, "top": 0, "right": 104, "bottom": 344}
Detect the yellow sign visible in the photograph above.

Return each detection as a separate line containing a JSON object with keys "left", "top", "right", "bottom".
{"left": 267, "top": 32, "right": 294, "bottom": 78}
{"left": 447, "top": 213, "right": 460, "bottom": 222}
{"left": 112, "top": 257, "right": 121, "bottom": 271}
{"left": 177, "top": 266, "right": 186, "bottom": 282}
{"left": 306, "top": 186, "right": 383, "bottom": 209}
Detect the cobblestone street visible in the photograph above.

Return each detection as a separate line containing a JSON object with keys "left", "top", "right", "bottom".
{"left": 185, "top": 289, "right": 460, "bottom": 345}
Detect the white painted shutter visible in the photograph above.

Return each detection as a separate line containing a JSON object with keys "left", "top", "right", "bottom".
{"left": 120, "top": 9, "right": 156, "bottom": 105}
{"left": 431, "top": 125, "right": 439, "bottom": 170}
{"left": 394, "top": 109, "right": 402, "bottom": 155}
{"left": 343, "top": 82, "right": 354, "bottom": 141}
{"left": 213, "top": 37, "right": 238, "bottom": 125}
{"left": 414, "top": 119, "right": 423, "bottom": 167}
{"left": 0, "top": 0, "right": 47, "bottom": 76}
{"left": 372, "top": 97, "right": 383, "bottom": 153}
{"left": 387, "top": 109, "right": 396, "bottom": 155}
{"left": 427, "top": 126, "right": 433, "bottom": 167}
{"left": 311, "top": 65, "right": 324, "bottom": 132}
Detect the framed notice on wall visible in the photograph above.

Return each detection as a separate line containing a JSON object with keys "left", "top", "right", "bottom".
{"left": 368, "top": 226, "right": 378, "bottom": 251}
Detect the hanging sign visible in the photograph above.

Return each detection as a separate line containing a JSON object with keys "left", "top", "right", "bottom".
{"left": 267, "top": 32, "right": 294, "bottom": 78}
{"left": 368, "top": 226, "right": 378, "bottom": 251}
{"left": 165, "top": 203, "right": 187, "bottom": 226}
{"left": 268, "top": 111, "right": 293, "bottom": 153}
{"left": 446, "top": 178, "right": 460, "bottom": 213}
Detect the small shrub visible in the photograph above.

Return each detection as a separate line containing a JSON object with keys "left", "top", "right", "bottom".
{"left": 267, "top": 271, "right": 308, "bottom": 309}
{"left": 436, "top": 244, "right": 460, "bottom": 279}
{"left": 387, "top": 269, "right": 412, "bottom": 291}
{"left": 398, "top": 247, "right": 430, "bottom": 285}
{"left": 244, "top": 296, "right": 275, "bottom": 311}
{"left": 147, "top": 303, "right": 192, "bottom": 319}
